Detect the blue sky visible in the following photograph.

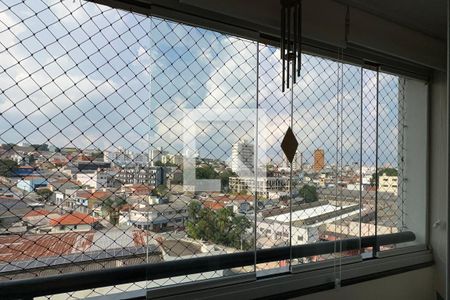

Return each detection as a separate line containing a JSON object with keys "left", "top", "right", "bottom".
{"left": 0, "top": 0, "right": 401, "bottom": 167}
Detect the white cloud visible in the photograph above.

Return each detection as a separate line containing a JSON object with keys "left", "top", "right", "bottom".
{"left": 0, "top": 5, "right": 400, "bottom": 165}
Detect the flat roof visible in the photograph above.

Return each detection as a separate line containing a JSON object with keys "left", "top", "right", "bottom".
{"left": 266, "top": 204, "right": 353, "bottom": 223}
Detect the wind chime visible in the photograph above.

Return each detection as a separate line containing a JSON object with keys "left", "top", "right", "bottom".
{"left": 280, "top": 0, "right": 302, "bottom": 92}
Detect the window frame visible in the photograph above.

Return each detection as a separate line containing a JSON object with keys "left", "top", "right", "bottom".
{"left": 0, "top": 1, "right": 432, "bottom": 298}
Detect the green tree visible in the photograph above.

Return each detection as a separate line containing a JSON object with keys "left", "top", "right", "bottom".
{"left": 187, "top": 201, "right": 202, "bottom": 223}
{"left": 154, "top": 161, "right": 177, "bottom": 167}
{"left": 32, "top": 144, "right": 49, "bottom": 151}
{"left": 101, "top": 196, "right": 127, "bottom": 225}
{"left": 266, "top": 164, "right": 275, "bottom": 177}
{"left": 186, "top": 202, "right": 252, "bottom": 250}
{"left": 90, "top": 151, "right": 104, "bottom": 160}
{"left": 238, "top": 189, "right": 249, "bottom": 195}
{"left": 371, "top": 168, "right": 398, "bottom": 186}
{"left": 2, "top": 144, "right": 15, "bottom": 151}
{"left": 0, "top": 159, "right": 18, "bottom": 177}
{"left": 196, "top": 165, "right": 219, "bottom": 179}
{"left": 36, "top": 189, "right": 53, "bottom": 202}
{"left": 219, "top": 169, "right": 237, "bottom": 192}
{"left": 152, "top": 184, "right": 169, "bottom": 197}
{"left": 299, "top": 184, "right": 318, "bottom": 203}
{"left": 28, "top": 154, "right": 36, "bottom": 165}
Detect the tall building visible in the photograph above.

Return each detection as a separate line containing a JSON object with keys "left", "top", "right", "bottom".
{"left": 378, "top": 173, "right": 398, "bottom": 196}
{"left": 161, "top": 154, "right": 183, "bottom": 166}
{"left": 114, "top": 166, "right": 166, "bottom": 186}
{"left": 150, "top": 147, "right": 164, "bottom": 167}
{"left": 313, "top": 149, "right": 325, "bottom": 172}
{"left": 105, "top": 150, "right": 148, "bottom": 167}
{"left": 231, "top": 140, "right": 254, "bottom": 175}
{"left": 292, "top": 150, "right": 303, "bottom": 171}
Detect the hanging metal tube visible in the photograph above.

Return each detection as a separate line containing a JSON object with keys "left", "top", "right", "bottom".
{"left": 293, "top": 2, "right": 297, "bottom": 84}
{"left": 286, "top": 5, "right": 291, "bottom": 89}
{"left": 298, "top": 0, "right": 302, "bottom": 77}
{"left": 280, "top": 0, "right": 302, "bottom": 91}
{"left": 281, "top": 5, "right": 286, "bottom": 92}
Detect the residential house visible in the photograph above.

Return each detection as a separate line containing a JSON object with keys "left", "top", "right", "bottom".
{"left": 49, "top": 212, "right": 98, "bottom": 233}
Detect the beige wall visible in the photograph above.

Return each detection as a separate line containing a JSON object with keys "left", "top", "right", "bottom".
{"left": 429, "top": 70, "right": 448, "bottom": 297}
{"left": 292, "top": 267, "right": 434, "bottom": 300}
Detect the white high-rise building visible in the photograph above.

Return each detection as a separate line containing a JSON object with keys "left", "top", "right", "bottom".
{"left": 293, "top": 150, "right": 303, "bottom": 171}
{"left": 231, "top": 140, "right": 254, "bottom": 175}
{"left": 104, "top": 149, "right": 148, "bottom": 167}
{"left": 150, "top": 147, "right": 164, "bottom": 167}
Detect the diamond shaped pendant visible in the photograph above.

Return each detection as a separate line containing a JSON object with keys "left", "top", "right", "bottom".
{"left": 281, "top": 127, "right": 298, "bottom": 164}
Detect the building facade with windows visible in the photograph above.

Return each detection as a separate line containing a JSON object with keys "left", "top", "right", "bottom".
{"left": 229, "top": 176, "right": 291, "bottom": 195}
{"left": 378, "top": 174, "right": 399, "bottom": 195}
{"left": 113, "top": 166, "right": 166, "bottom": 186}
{"left": 231, "top": 140, "right": 254, "bottom": 175}
{"left": 313, "top": 149, "right": 325, "bottom": 172}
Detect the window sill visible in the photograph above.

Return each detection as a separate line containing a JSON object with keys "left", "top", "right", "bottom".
{"left": 138, "top": 248, "right": 432, "bottom": 300}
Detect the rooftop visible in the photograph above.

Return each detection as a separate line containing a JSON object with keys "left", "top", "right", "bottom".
{"left": 0, "top": 229, "right": 159, "bottom": 274}
{"left": 23, "top": 209, "right": 54, "bottom": 218}
{"left": 159, "top": 239, "right": 203, "bottom": 257}
{"left": 266, "top": 204, "right": 360, "bottom": 227}
{"left": 50, "top": 212, "right": 97, "bottom": 226}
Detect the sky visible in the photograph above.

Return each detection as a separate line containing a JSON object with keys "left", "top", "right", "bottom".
{"left": 0, "top": 0, "right": 402, "bottom": 167}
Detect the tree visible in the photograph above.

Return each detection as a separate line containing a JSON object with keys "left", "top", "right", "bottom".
{"left": 218, "top": 169, "right": 237, "bottom": 192}
{"left": 266, "top": 164, "right": 275, "bottom": 177}
{"left": 194, "top": 166, "right": 236, "bottom": 192}
{"left": 187, "top": 201, "right": 202, "bottom": 223}
{"left": 186, "top": 202, "right": 252, "bottom": 250}
{"left": 371, "top": 168, "right": 398, "bottom": 186}
{"left": 238, "top": 189, "right": 249, "bottom": 195}
{"left": 36, "top": 189, "right": 53, "bottom": 202}
{"left": 28, "top": 154, "right": 36, "bottom": 165}
{"left": 196, "top": 165, "right": 219, "bottom": 180}
{"left": 154, "top": 161, "right": 177, "bottom": 167}
{"left": 90, "top": 151, "right": 104, "bottom": 161}
{"left": 0, "top": 159, "right": 18, "bottom": 177}
{"left": 152, "top": 184, "right": 169, "bottom": 197}
{"left": 101, "top": 196, "right": 127, "bottom": 225}
{"left": 2, "top": 143, "right": 15, "bottom": 151}
{"left": 299, "top": 184, "right": 318, "bottom": 203}
{"left": 32, "top": 144, "right": 49, "bottom": 151}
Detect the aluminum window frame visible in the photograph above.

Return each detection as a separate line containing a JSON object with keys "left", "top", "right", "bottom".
{"left": 0, "top": 1, "right": 432, "bottom": 298}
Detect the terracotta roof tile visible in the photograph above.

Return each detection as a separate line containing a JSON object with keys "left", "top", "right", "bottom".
{"left": 23, "top": 209, "right": 52, "bottom": 218}
{"left": 50, "top": 212, "right": 97, "bottom": 226}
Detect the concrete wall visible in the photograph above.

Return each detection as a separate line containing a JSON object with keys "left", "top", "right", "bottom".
{"left": 429, "top": 70, "right": 448, "bottom": 298}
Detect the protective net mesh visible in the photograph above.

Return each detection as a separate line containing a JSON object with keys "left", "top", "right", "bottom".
{"left": 0, "top": 0, "right": 409, "bottom": 298}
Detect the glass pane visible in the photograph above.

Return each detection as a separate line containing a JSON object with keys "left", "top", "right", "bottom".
{"left": 256, "top": 44, "right": 292, "bottom": 274}
{"left": 292, "top": 54, "right": 340, "bottom": 264}
{"left": 0, "top": 0, "right": 153, "bottom": 298}
{"left": 148, "top": 17, "right": 257, "bottom": 289}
